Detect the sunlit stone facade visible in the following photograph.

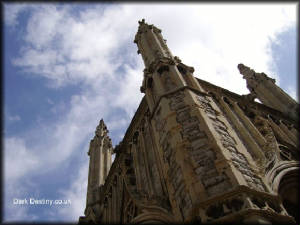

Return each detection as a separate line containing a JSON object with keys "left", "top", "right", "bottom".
{"left": 79, "top": 20, "right": 299, "bottom": 224}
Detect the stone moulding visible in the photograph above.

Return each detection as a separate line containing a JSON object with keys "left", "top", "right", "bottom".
{"left": 195, "top": 185, "right": 294, "bottom": 223}
{"left": 266, "top": 161, "right": 300, "bottom": 192}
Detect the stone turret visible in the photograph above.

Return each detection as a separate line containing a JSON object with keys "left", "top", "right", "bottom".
{"left": 238, "top": 63, "right": 299, "bottom": 121}
{"left": 134, "top": 19, "right": 202, "bottom": 114}
{"left": 134, "top": 19, "right": 173, "bottom": 69}
{"left": 85, "top": 119, "right": 113, "bottom": 210}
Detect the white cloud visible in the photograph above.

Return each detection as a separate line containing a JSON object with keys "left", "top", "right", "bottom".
{"left": 4, "top": 3, "right": 297, "bottom": 222}
{"left": 111, "top": 64, "right": 144, "bottom": 117}
{"left": 3, "top": 204, "right": 38, "bottom": 222}
{"left": 24, "top": 6, "right": 68, "bottom": 49}
{"left": 57, "top": 161, "right": 89, "bottom": 221}
{"left": 47, "top": 98, "right": 54, "bottom": 105}
{"left": 4, "top": 137, "right": 40, "bottom": 221}
{"left": 8, "top": 115, "right": 21, "bottom": 122}
{"left": 4, "top": 3, "right": 31, "bottom": 27}
{"left": 11, "top": 3, "right": 297, "bottom": 92}
{"left": 4, "top": 137, "right": 40, "bottom": 182}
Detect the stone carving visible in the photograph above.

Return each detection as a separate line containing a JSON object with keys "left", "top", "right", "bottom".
{"left": 250, "top": 196, "right": 285, "bottom": 214}
{"left": 205, "top": 195, "right": 245, "bottom": 221}
{"left": 202, "top": 191, "right": 286, "bottom": 223}
{"left": 238, "top": 63, "right": 275, "bottom": 92}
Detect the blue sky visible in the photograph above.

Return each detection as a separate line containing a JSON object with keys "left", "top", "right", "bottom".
{"left": 3, "top": 3, "right": 298, "bottom": 222}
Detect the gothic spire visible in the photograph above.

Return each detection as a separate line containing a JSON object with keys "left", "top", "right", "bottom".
{"left": 134, "top": 19, "right": 173, "bottom": 70}
{"left": 238, "top": 63, "right": 298, "bottom": 121}
{"left": 95, "top": 118, "right": 108, "bottom": 137}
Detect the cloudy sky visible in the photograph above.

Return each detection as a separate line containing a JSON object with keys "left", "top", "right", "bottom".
{"left": 3, "top": 3, "right": 297, "bottom": 222}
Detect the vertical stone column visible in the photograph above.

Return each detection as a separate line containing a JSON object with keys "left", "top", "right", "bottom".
{"left": 217, "top": 96, "right": 266, "bottom": 168}
{"left": 278, "top": 121, "right": 298, "bottom": 145}
{"left": 130, "top": 141, "right": 142, "bottom": 192}
{"left": 142, "top": 116, "right": 165, "bottom": 198}
{"left": 138, "top": 125, "right": 155, "bottom": 197}
{"left": 86, "top": 140, "right": 94, "bottom": 205}
{"left": 112, "top": 177, "right": 118, "bottom": 223}
{"left": 109, "top": 188, "right": 113, "bottom": 224}
{"left": 268, "top": 117, "right": 296, "bottom": 147}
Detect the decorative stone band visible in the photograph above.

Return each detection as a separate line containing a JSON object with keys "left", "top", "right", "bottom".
{"left": 196, "top": 185, "right": 294, "bottom": 224}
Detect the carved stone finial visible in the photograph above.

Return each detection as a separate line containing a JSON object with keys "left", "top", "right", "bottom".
{"left": 95, "top": 118, "right": 108, "bottom": 136}
{"left": 237, "top": 63, "right": 258, "bottom": 87}
{"left": 237, "top": 63, "right": 252, "bottom": 75}
{"left": 174, "top": 56, "right": 181, "bottom": 63}
{"left": 138, "top": 18, "right": 145, "bottom": 24}
{"left": 237, "top": 63, "right": 245, "bottom": 70}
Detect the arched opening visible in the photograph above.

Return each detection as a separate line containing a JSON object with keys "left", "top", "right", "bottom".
{"left": 278, "top": 169, "right": 299, "bottom": 224}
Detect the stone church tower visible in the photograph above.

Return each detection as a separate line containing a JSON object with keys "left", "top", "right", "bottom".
{"left": 79, "top": 20, "right": 299, "bottom": 224}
